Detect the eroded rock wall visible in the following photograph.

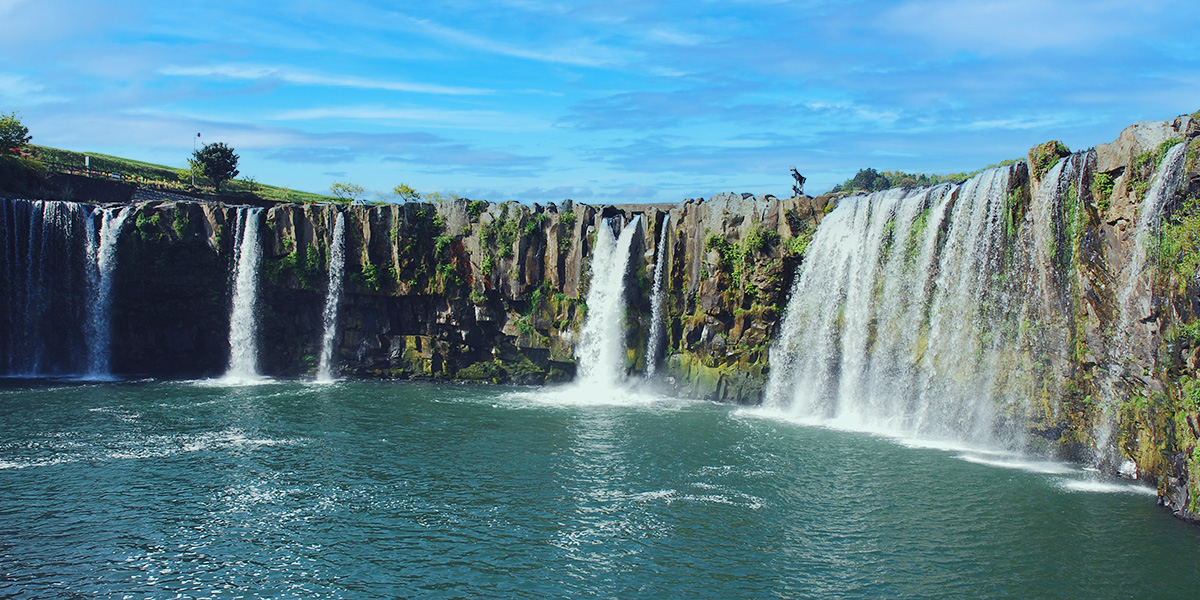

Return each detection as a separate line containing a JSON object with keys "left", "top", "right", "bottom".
{"left": 107, "top": 194, "right": 822, "bottom": 395}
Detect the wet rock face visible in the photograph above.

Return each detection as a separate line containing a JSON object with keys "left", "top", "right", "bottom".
{"left": 102, "top": 192, "right": 820, "bottom": 398}
{"left": 646, "top": 193, "right": 824, "bottom": 403}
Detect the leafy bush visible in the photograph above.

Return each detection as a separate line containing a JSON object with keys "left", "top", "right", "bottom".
{"left": 434, "top": 233, "right": 454, "bottom": 254}
{"left": 1092, "top": 172, "right": 1114, "bottom": 211}
{"left": 1028, "top": 140, "right": 1070, "bottom": 180}
{"left": 0, "top": 111, "right": 32, "bottom": 153}
{"left": 467, "top": 199, "right": 487, "bottom": 220}
{"left": 1156, "top": 196, "right": 1200, "bottom": 292}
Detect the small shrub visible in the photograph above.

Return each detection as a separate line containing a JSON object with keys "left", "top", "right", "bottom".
{"left": 434, "top": 233, "right": 454, "bottom": 254}
{"left": 1028, "top": 140, "right": 1070, "bottom": 180}
{"left": 1092, "top": 172, "right": 1114, "bottom": 211}
{"left": 467, "top": 199, "right": 487, "bottom": 220}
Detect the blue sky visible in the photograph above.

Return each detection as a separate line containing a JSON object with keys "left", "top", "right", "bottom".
{"left": 2, "top": 0, "right": 1197, "bottom": 202}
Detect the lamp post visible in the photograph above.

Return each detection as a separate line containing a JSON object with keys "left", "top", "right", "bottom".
{"left": 192, "top": 132, "right": 200, "bottom": 187}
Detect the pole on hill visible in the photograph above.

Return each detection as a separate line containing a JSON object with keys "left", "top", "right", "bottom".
{"left": 192, "top": 132, "right": 200, "bottom": 187}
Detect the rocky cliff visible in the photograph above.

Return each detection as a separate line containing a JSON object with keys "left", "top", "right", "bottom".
{"left": 107, "top": 192, "right": 824, "bottom": 400}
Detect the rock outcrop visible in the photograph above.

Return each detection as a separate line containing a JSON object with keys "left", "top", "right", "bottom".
{"left": 105, "top": 193, "right": 822, "bottom": 398}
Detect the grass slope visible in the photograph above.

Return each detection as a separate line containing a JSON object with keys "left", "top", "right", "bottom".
{"left": 27, "top": 144, "right": 342, "bottom": 204}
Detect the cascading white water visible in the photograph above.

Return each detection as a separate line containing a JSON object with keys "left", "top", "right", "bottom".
{"left": 1, "top": 198, "right": 94, "bottom": 375}
{"left": 575, "top": 216, "right": 641, "bottom": 388}
{"left": 765, "top": 165, "right": 1042, "bottom": 446}
{"left": 84, "top": 206, "right": 132, "bottom": 377}
{"left": 1094, "top": 142, "right": 1189, "bottom": 460}
{"left": 224, "top": 207, "right": 264, "bottom": 382}
{"left": 1115, "top": 143, "right": 1188, "bottom": 344}
{"left": 316, "top": 211, "right": 347, "bottom": 382}
{"left": 644, "top": 214, "right": 670, "bottom": 378}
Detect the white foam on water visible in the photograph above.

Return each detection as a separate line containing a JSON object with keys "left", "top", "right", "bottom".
{"left": 199, "top": 374, "right": 274, "bottom": 387}
{"left": 955, "top": 453, "right": 1077, "bottom": 475}
{"left": 502, "top": 384, "right": 688, "bottom": 409}
{"left": 1056, "top": 479, "right": 1158, "bottom": 496}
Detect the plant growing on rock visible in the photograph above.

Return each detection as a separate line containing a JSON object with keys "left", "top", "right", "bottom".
{"left": 1092, "top": 173, "right": 1115, "bottom": 211}
{"left": 1028, "top": 140, "right": 1070, "bottom": 180}
{"left": 467, "top": 199, "right": 487, "bottom": 220}
{"left": 1155, "top": 195, "right": 1200, "bottom": 292}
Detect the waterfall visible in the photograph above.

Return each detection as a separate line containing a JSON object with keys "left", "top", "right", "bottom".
{"left": 84, "top": 206, "right": 133, "bottom": 377}
{"left": 1115, "top": 143, "right": 1188, "bottom": 343}
{"left": 765, "top": 165, "right": 1050, "bottom": 447}
{"left": 575, "top": 215, "right": 642, "bottom": 389}
{"left": 644, "top": 214, "right": 670, "bottom": 378}
{"left": 316, "top": 211, "right": 346, "bottom": 382}
{"left": 1095, "top": 142, "right": 1189, "bottom": 461}
{"left": 1, "top": 199, "right": 94, "bottom": 376}
{"left": 224, "top": 207, "right": 264, "bottom": 382}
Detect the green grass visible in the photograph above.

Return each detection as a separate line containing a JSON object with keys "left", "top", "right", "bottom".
{"left": 28, "top": 144, "right": 343, "bottom": 204}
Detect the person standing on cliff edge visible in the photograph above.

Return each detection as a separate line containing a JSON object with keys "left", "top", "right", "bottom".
{"left": 790, "top": 166, "right": 805, "bottom": 197}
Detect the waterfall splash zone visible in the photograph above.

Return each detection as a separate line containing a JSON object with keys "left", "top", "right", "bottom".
{"left": 562, "top": 214, "right": 646, "bottom": 404}
{"left": 1, "top": 380, "right": 1195, "bottom": 599}
{"left": 765, "top": 161, "right": 1087, "bottom": 450}
{"left": 221, "top": 207, "right": 266, "bottom": 384}
{"left": 316, "top": 211, "right": 346, "bottom": 383}
{"left": 84, "top": 206, "right": 133, "bottom": 379}
{"left": 0, "top": 198, "right": 118, "bottom": 377}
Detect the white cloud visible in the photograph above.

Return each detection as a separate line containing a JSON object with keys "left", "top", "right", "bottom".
{"left": 0, "top": 0, "right": 28, "bottom": 15}
{"left": 400, "top": 15, "right": 627, "bottom": 67}
{"left": 160, "top": 64, "right": 492, "bottom": 96}
{"left": 0, "top": 73, "right": 66, "bottom": 105}
{"left": 268, "top": 105, "right": 551, "bottom": 132}
{"left": 645, "top": 28, "right": 706, "bottom": 46}
{"left": 879, "top": 0, "right": 1155, "bottom": 56}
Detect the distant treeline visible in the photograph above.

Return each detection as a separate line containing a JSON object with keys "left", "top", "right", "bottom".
{"left": 830, "top": 160, "right": 1019, "bottom": 194}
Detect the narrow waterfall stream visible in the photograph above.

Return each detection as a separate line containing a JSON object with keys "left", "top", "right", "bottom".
{"left": 223, "top": 207, "right": 264, "bottom": 382}
{"left": 1094, "top": 142, "right": 1189, "bottom": 462}
{"left": 574, "top": 215, "right": 642, "bottom": 391}
{"left": 84, "top": 206, "right": 132, "bottom": 377}
{"left": 645, "top": 214, "right": 670, "bottom": 378}
{"left": 316, "top": 211, "right": 346, "bottom": 382}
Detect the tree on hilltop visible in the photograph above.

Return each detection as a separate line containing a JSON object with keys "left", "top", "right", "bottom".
{"left": 192, "top": 142, "right": 239, "bottom": 192}
{"left": 330, "top": 181, "right": 366, "bottom": 205}
{"left": 0, "top": 112, "right": 32, "bottom": 154}
{"left": 393, "top": 183, "right": 420, "bottom": 202}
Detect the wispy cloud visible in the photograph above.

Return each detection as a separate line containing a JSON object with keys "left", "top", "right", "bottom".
{"left": 382, "top": 144, "right": 549, "bottom": 177}
{"left": 0, "top": 72, "right": 67, "bottom": 105}
{"left": 517, "top": 185, "right": 593, "bottom": 200}
{"left": 878, "top": 0, "right": 1156, "bottom": 56}
{"left": 161, "top": 64, "right": 492, "bottom": 96}
{"left": 270, "top": 105, "right": 550, "bottom": 132}
{"left": 398, "top": 14, "right": 627, "bottom": 67}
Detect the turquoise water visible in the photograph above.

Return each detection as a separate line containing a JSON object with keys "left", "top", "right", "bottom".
{"left": 1, "top": 380, "right": 1198, "bottom": 599}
